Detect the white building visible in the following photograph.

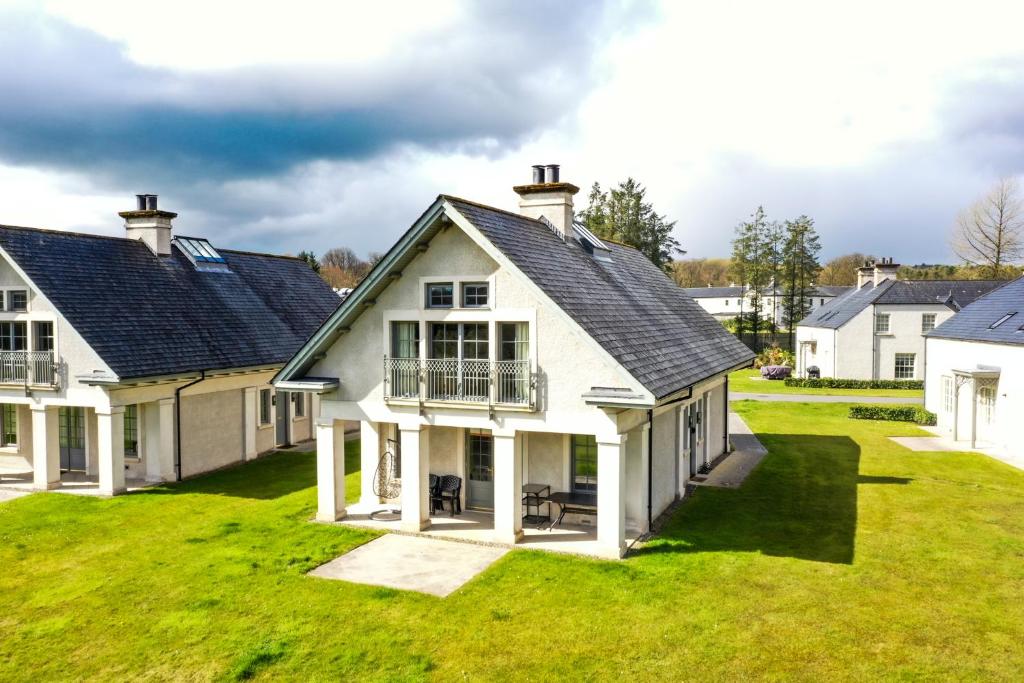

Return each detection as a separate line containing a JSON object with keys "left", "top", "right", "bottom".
{"left": 0, "top": 195, "right": 339, "bottom": 495}
{"left": 924, "top": 276, "right": 1024, "bottom": 461}
{"left": 795, "top": 259, "right": 1003, "bottom": 380}
{"left": 274, "top": 165, "right": 754, "bottom": 559}
{"left": 682, "top": 284, "right": 850, "bottom": 326}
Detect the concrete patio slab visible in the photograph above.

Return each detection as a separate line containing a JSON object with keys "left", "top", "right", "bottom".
{"left": 696, "top": 413, "right": 769, "bottom": 489}
{"left": 0, "top": 489, "right": 30, "bottom": 503}
{"left": 309, "top": 533, "right": 508, "bottom": 597}
{"left": 889, "top": 435, "right": 1023, "bottom": 471}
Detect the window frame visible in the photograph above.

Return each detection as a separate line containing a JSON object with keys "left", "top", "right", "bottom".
{"left": 978, "top": 386, "right": 996, "bottom": 425}
{"left": 894, "top": 353, "right": 916, "bottom": 379}
{"left": 1, "top": 403, "right": 16, "bottom": 447}
{"left": 7, "top": 290, "right": 27, "bottom": 312}
{"left": 123, "top": 404, "right": 139, "bottom": 458}
{"left": 875, "top": 313, "right": 891, "bottom": 334}
{"left": 571, "top": 434, "right": 598, "bottom": 493}
{"left": 0, "top": 321, "right": 27, "bottom": 351}
{"left": 33, "top": 321, "right": 54, "bottom": 352}
{"left": 942, "top": 376, "right": 954, "bottom": 413}
{"left": 461, "top": 282, "right": 489, "bottom": 308}
{"left": 921, "top": 313, "right": 936, "bottom": 333}
{"left": 259, "top": 389, "right": 272, "bottom": 425}
{"left": 293, "top": 392, "right": 305, "bottom": 418}
{"left": 425, "top": 282, "right": 454, "bottom": 309}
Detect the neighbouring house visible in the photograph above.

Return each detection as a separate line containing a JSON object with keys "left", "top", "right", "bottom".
{"left": 794, "top": 258, "right": 1003, "bottom": 380}
{"left": 682, "top": 284, "right": 851, "bottom": 325}
{"left": 0, "top": 195, "right": 339, "bottom": 495}
{"left": 924, "top": 276, "right": 1024, "bottom": 457}
{"left": 273, "top": 165, "right": 754, "bottom": 559}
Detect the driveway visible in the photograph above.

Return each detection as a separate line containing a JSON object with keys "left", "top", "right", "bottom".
{"left": 731, "top": 392, "right": 923, "bottom": 405}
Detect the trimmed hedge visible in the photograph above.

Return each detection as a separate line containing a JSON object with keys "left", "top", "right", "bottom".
{"left": 784, "top": 377, "right": 923, "bottom": 390}
{"left": 848, "top": 405, "right": 937, "bottom": 426}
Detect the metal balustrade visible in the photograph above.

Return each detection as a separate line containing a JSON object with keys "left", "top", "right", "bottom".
{"left": 383, "top": 357, "right": 533, "bottom": 408}
{"left": 0, "top": 350, "right": 57, "bottom": 387}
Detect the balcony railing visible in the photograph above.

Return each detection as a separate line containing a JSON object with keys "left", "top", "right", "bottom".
{"left": 384, "top": 357, "right": 534, "bottom": 409}
{"left": 0, "top": 350, "right": 57, "bottom": 387}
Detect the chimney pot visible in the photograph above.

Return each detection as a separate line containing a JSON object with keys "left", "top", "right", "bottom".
{"left": 531, "top": 165, "right": 545, "bottom": 184}
{"left": 513, "top": 164, "right": 579, "bottom": 239}
{"left": 119, "top": 194, "right": 177, "bottom": 256}
{"left": 146, "top": 194, "right": 158, "bottom": 210}
{"left": 544, "top": 164, "right": 560, "bottom": 183}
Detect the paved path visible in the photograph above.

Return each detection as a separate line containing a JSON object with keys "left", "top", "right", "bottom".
{"left": 0, "top": 489, "right": 30, "bottom": 503}
{"left": 696, "top": 413, "right": 768, "bottom": 489}
{"left": 731, "top": 392, "right": 923, "bottom": 405}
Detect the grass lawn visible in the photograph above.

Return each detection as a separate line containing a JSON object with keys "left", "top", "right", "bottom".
{"left": 729, "top": 368, "right": 925, "bottom": 398}
{"left": 2, "top": 404, "right": 1023, "bottom": 680}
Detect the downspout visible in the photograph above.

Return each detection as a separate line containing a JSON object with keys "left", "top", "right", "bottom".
{"left": 723, "top": 375, "right": 730, "bottom": 455}
{"left": 174, "top": 371, "right": 206, "bottom": 482}
{"left": 647, "top": 409, "right": 654, "bottom": 530}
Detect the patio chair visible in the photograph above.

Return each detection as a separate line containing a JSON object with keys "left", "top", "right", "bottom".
{"left": 429, "top": 474, "right": 442, "bottom": 515}
{"left": 437, "top": 475, "right": 462, "bottom": 517}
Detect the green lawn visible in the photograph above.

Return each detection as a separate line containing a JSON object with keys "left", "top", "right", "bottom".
{"left": 729, "top": 369, "right": 925, "bottom": 398}
{"left": 1, "top": 404, "right": 1022, "bottom": 680}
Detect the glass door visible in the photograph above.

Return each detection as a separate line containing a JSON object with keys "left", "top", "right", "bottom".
{"left": 59, "top": 407, "right": 85, "bottom": 472}
{"left": 465, "top": 429, "right": 494, "bottom": 509}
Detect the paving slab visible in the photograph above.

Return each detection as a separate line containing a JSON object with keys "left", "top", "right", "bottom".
{"left": 696, "top": 413, "right": 769, "bottom": 489}
{"left": 890, "top": 436, "right": 1024, "bottom": 471}
{"left": 308, "top": 533, "right": 508, "bottom": 597}
{"left": 731, "top": 392, "right": 923, "bottom": 405}
{"left": 0, "top": 489, "right": 30, "bottom": 503}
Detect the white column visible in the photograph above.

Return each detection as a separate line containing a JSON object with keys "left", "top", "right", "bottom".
{"left": 144, "top": 398, "right": 176, "bottom": 482}
{"left": 315, "top": 418, "right": 346, "bottom": 521}
{"left": 31, "top": 405, "right": 59, "bottom": 490}
{"left": 96, "top": 406, "right": 126, "bottom": 495}
{"left": 596, "top": 435, "right": 626, "bottom": 559}
{"left": 243, "top": 387, "right": 258, "bottom": 460}
{"left": 360, "top": 421, "right": 381, "bottom": 507}
{"left": 400, "top": 425, "right": 430, "bottom": 532}
{"left": 492, "top": 430, "right": 521, "bottom": 544}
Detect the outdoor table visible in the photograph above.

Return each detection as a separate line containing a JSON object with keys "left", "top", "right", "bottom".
{"left": 547, "top": 490, "right": 597, "bottom": 529}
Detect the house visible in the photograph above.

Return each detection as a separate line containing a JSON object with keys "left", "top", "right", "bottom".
{"left": 682, "top": 284, "right": 851, "bottom": 325}
{"left": 273, "top": 165, "right": 754, "bottom": 559}
{"left": 794, "top": 259, "right": 1003, "bottom": 380}
{"left": 924, "top": 276, "right": 1024, "bottom": 459}
{"left": 0, "top": 195, "right": 340, "bottom": 495}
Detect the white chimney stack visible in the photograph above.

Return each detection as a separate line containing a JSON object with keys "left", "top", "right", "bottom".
{"left": 856, "top": 262, "right": 875, "bottom": 289}
{"left": 119, "top": 194, "right": 176, "bottom": 256}
{"left": 873, "top": 257, "right": 900, "bottom": 286}
{"left": 513, "top": 164, "right": 579, "bottom": 240}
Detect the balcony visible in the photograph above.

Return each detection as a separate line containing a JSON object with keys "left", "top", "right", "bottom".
{"left": 384, "top": 357, "right": 534, "bottom": 409}
{"left": 0, "top": 350, "right": 57, "bottom": 387}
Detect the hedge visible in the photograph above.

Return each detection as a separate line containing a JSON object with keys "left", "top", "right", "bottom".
{"left": 848, "top": 405, "right": 937, "bottom": 426}
{"left": 784, "top": 377, "right": 923, "bottom": 390}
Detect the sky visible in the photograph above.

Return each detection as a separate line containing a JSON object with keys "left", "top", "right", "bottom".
{"left": 2, "top": 0, "right": 1024, "bottom": 263}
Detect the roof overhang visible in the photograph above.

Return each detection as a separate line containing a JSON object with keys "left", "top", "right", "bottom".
{"left": 274, "top": 377, "right": 340, "bottom": 393}
{"left": 952, "top": 367, "right": 1001, "bottom": 380}
{"left": 582, "top": 387, "right": 653, "bottom": 409}
{"left": 77, "top": 364, "right": 280, "bottom": 388}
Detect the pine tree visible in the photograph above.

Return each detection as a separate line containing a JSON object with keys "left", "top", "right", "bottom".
{"left": 780, "top": 216, "right": 822, "bottom": 349}
{"left": 730, "top": 207, "right": 772, "bottom": 347}
{"left": 577, "top": 178, "right": 682, "bottom": 269}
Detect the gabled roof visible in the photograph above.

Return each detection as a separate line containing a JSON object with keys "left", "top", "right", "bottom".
{"left": 681, "top": 286, "right": 745, "bottom": 298}
{"left": 0, "top": 224, "right": 340, "bottom": 381}
{"left": 276, "top": 195, "right": 754, "bottom": 401}
{"left": 798, "top": 279, "right": 1004, "bottom": 329}
{"left": 927, "top": 276, "right": 1024, "bottom": 346}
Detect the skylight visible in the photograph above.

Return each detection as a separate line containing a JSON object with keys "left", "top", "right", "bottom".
{"left": 989, "top": 312, "right": 1017, "bottom": 329}
{"left": 176, "top": 237, "right": 225, "bottom": 263}
{"left": 572, "top": 221, "right": 612, "bottom": 262}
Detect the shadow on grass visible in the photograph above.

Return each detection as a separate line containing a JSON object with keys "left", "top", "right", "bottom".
{"left": 139, "top": 450, "right": 320, "bottom": 501}
{"left": 636, "top": 434, "right": 910, "bottom": 564}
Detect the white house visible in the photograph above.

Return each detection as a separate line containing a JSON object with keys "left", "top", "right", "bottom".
{"left": 924, "top": 276, "right": 1024, "bottom": 462}
{"left": 0, "top": 195, "right": 340, "bottom": 495}
{"left": 274, "top": 165, "right": 754, "bottom": 559}
{"left": 682, "top": 284, "right": 850, "bottom": 325}
{"left": 795, "top": 259, "right": 1002, "bottom": 380}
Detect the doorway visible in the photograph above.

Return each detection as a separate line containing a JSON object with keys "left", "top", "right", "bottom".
{"left": 465, "top": 429, "right": 494, "bottom": 509}
{"left": 59, "top": 406, "right": 85, "bottom": 472}
{"left": 275, "top": 391, "right": 290, "bottom": 446}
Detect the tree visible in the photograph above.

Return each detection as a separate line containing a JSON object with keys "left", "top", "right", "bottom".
{"left": 819, "top": 252, "right": 876, "bottom": 285}
{"left": 730, "top": 207, "right": 773, "bottom": 345}
{"left": 297, "top": 250, "right": 320, "bottom": 273}
{"left": 951, "top": 177, "right": 1024, "bottom": 279}
{"left": 764, "top": 219, "right": 785, "bottom": 332}
{"left": 780, "top": 216, "right": 822, "bottom": 348}
{"left": 671, "top": 257, "right": 733, "bottom": 287}
{"left": 577, "top": 178, "right": 682, "bottom": 269}
{"left": 318, "top": 247, "right": 377, "bottom": 288}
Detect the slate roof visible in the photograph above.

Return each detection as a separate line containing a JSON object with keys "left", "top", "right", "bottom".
{"left": 927, "top": 276, "right": 1024, "bottom": 346}
{"left": 682, "top": 285, "right": 852, "bottom": 299}
{"left": 0, "top": 225, "right": 340, "bottom": 380}
{"left": 445, "top": 197, "right": 755, "bottom": 398}
{"left": 799, "top": 279, "right": 1004, "bottom": 329}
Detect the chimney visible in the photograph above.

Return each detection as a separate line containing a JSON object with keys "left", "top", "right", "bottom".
{"left": 513, "top": 164, "right": 579, "bottom": 239}
{"left": 119, "top": 194, "right": 177, "bottom": 255}
{"left": 856, "top": 261, "right": 875, "bottom": 289}
{"left": 873, "top": 257, "right": 900, "bottom": 286}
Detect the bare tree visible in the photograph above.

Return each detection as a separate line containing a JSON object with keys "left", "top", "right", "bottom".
{"left": 818, "top": 252, "right": 875, "bottom": 285}
{"left": 952, "top": 178, "right": 1024, "bottom": 279}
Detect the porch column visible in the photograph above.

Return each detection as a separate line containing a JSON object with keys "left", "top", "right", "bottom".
{"left": 96, "top": 406, "right": 126, "bottom": 495}
{"left": 360, "top": 421, "right": 381, "bottom": 507}
{"left": 30, "top": 405, "right": 59, "bottom": 490}
{"left": 243, "top": 388, "right": 258, "bottom": 460}
{"left": 492, "top": 430, "right": 522, "bottom": 544}
{"left": 970, "top": 380, "right": 978, "bottom": 449}
{"left": 400, "top": 425, "right": 430, "bottom": 532}
{"left": 315, "top": 418, "right": 346, "bottom": 521}
{"left": 596, "top": 435, "right": 626, "bottom": 559}
{"left": 144, "top": 398, "right": 175, "bottom": 482}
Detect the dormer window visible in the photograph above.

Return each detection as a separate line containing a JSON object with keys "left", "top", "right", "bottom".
{"left": 462, "top": 282, "right": 489, "bottom": 308}
{"left": 426, "top": 283, "right": 453, "bottom": 308}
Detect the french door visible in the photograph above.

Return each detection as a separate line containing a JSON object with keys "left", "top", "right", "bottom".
{"left": 428, "top": 323, "right": 489, "bottom": 401}
{"left": 465, "top": 429, "right": 494, "bottom": 509}
{"left": 59, "top": 407, "right": 85, "bottom": 472}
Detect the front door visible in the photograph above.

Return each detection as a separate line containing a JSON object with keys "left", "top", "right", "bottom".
{"left": 275, "top": 391, "right": 289, "bottom": 446}
{"left": 59, "top": 407, "right": 85, "bottom": 472}
{"left": 465, "top": 429, "right": 494, "bottom": 509}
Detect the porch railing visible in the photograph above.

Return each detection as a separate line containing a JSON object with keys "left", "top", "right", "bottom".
{"left": 384, "top": 357, "right": 534, "bottom": 408}
{"left": 0, "top": 350, "right": 57, "bottom": 387}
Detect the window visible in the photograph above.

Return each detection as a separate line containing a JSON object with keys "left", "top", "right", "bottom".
{"left": 466, "top": 429, "right": 493, "bottom": 484}
{"left": 990, "top": 312, "right": 1016, "bottom": 329}
{"left": 461, "top": 282, "right": 489, "bottom": 307}
{"left": 33, "top": 321, "right": 53, "bottom": 352}
{"left": 293, "top": 392, "right": 305, "bottom": 417}
{"left": 820, "top": 298, "right": 825, "bottom": 306}
{"left": 124, "top": 404, "right": 138, "bottom": 457}
{"left": 894, "top": 353, "right": 916, "bottom": 379}
{"left": 571, "top": 435, "right": 598, "bottom": 492}
{"left": 942, "top": 376, "right": 954, "bottom": 413}
{"left": 875, "top": 313, "right": 890, "bottom": 334}
{"left": 259, "top": 389, "right": 271, "bottom": 425}
{"left": 725, "top": 299, "right": 729, "bottom": 306}
{"left": 175, "top": 237, "right": 226, "bottom": 264}
{"left": 736, "top": 299, "right": 742, "bottom": 306}
{"left": 979, "top": 386, "right": 996, "bottom": 425}
{"left": 462, "top": 323, "right": 489, "bottom": 360}
{"left": 390, "top": 321, "right": 419, "bottom": 358}
{"left": 922, "top": 313, "right": 936, "bottom": 333}
{"left": 1, "top": 404, "right": 16, "bottom": 447}
{"left": 426, "top": 283, "right": 453, "bottom": 308}
{"left": 0, "top": 322, "right": 26, "bottom": 351}
{"left": 498, "top": 323, "right": 529, "bottom": 404}
{"left": 7, "top": 290, "right": 27, "bottom": 312}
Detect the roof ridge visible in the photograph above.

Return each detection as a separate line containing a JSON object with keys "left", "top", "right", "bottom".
{"left": 0, "top": 223, "right": 136, "bottom": 243}
{"left": 441, "top": 194, "right": 542, "bottom": 224}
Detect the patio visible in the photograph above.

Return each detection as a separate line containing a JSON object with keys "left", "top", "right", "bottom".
{"left": 0, "top": 467, "right": 156, "bottom": 496}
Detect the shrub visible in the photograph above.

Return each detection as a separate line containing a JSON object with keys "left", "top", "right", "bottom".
{"left": 754, "top": 343, "right": 794, "bottom": 369}
{"left": 848, "top": 405, "right": 936, "bottom": 425}
{"left": 784, "top": 377, "right": 923, "bottom": 390}
{"left": 760, "top": 365, "right": 792, "bottom": 380}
